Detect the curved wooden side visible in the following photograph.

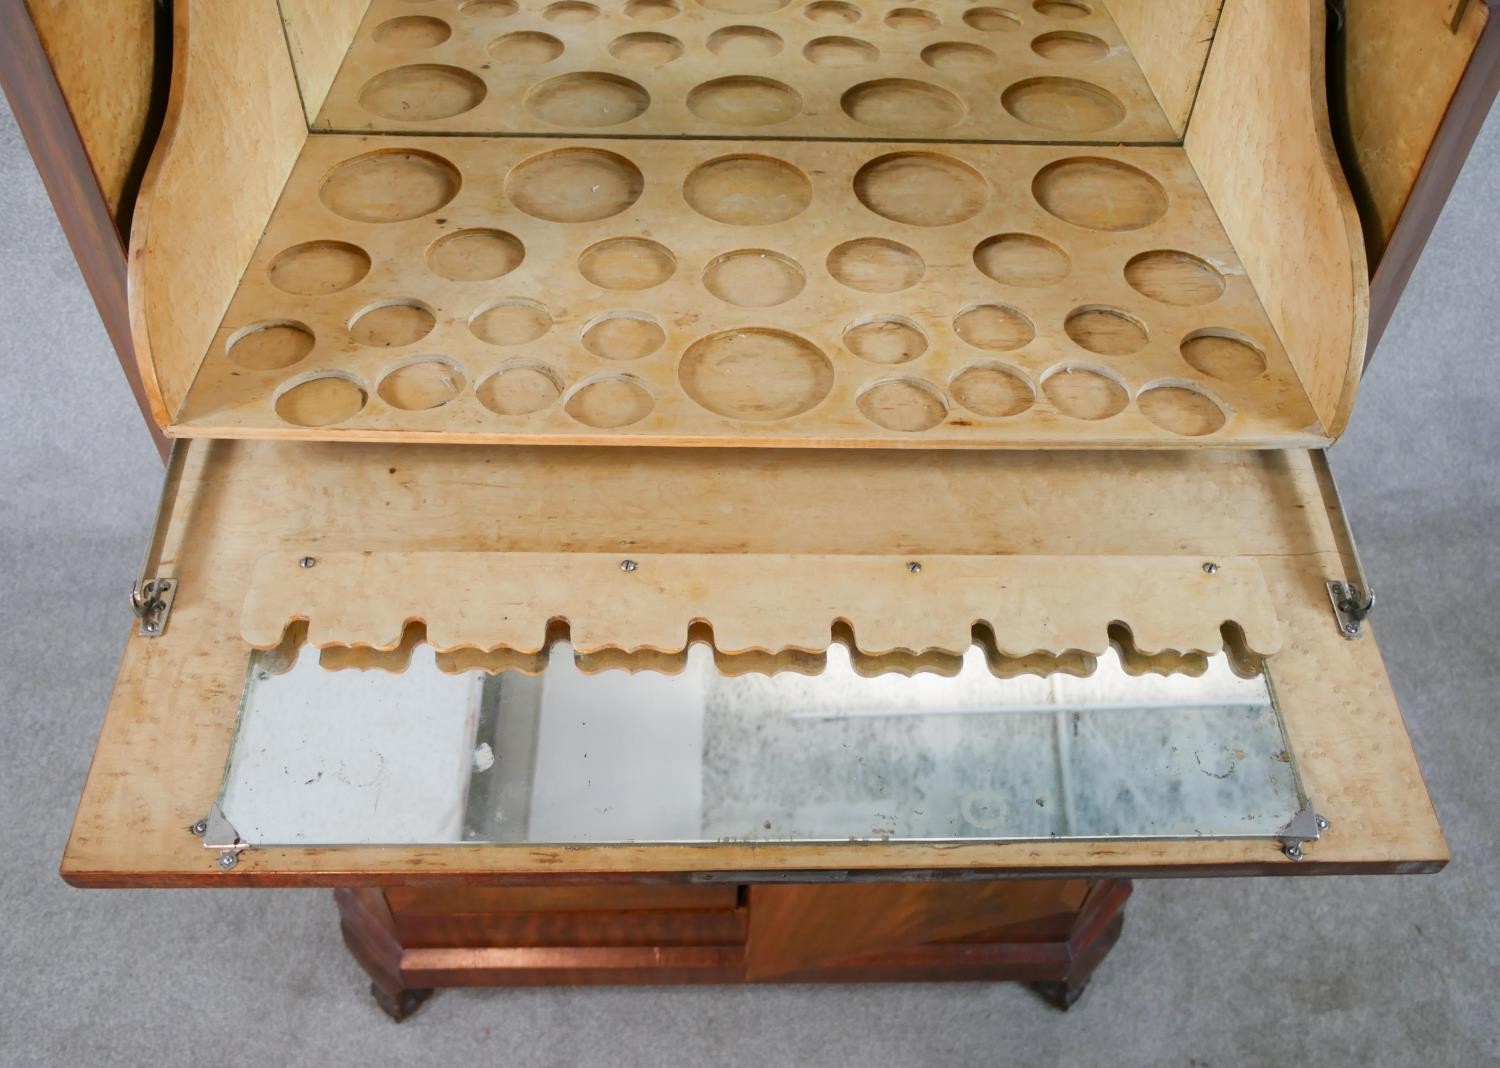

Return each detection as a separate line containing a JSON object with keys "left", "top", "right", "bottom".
{"left": 1185, "top": 0, "right": 1370, "bottom": 440}
{"left": 127, "top": 0, "right": 306, "bottom": 426}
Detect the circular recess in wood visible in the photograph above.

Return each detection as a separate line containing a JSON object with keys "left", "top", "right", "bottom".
{"left": 578, "top": 237, "right": 677, "bottom": 290}
{"left": 626, "top": 0, "right": 680, "bottom": 19}
{"left": 1065, "top": 305, "right": 1148, "bottom": 355}
{"left": 1180, "top": 329, "right": 1267, "bottom": 380}
{"left": 1002, "top": 77, "right": 1123, "bottom": 132}
{"left": 426, "top": 228, "right": 524, "bottom": 281}
{"left": 803, "top": 35, "right": 879, "bottom": 65}
{"left": 921, "top": 42, "right": 997, "bottom": 70}
{"left": 683, "top": 155, "right": 812, "bottom": 225}
{"left": 505, "top": 148, "right": 644, "bottom": 222}
{"left": 841, "top": 79, "right": 965, "bottom": 132}
{"left": 1137, "top": 383, "right": 1226, "bottom": 436}
{"left": 687, "top": 76, "right": 802, "bottom": 125}
{"left": 1124, "top": 250, "right": 1225, "bottom": 306}
{"left": 698, "top": 0, "right": 790, "bottom": 12}
{"left": 377, "top": 357, "right": 467, "bottom": 410}
{"left": 320, "top": 150, "right": 461, "bottom": 223}
{"left": 1031, "top": 30, "right": 1108, "bottom": 60}
{"left": 489, "top": 30, "right": 564, "bottom": 64}
{"left": 1033, "top": 157, "right": 1167, "bottom": 231}
{"left": 885, "top": 7, "right": 940, "bottom": 31}
{"left": 581, "top": 312, "right": 666, "bottom": 360}
{"left": 679, "top": 329, "right": 833, "bottom": 421}
{"left": 1035, "top": 0, "right": 1091, "bottom": 17}
{"left": 476, "top": 362, "right": 563, "bottom": 415}
{"left": 826, "top": 238, "right": 924, "bottom": 293}
{"left": 268, "top": 240, "right": 371, "bottom": 295}
{"left": 469, "top": 297, "right": 553, "bottom": 345}
{"left": 358, "top": 65, "right": 487, "bottom": 121}
{"left": 950, "top": 362, "right": 1035, "bottom": 417}
{"left": 843, "top": 316, "right": 928, "bottom": 364}
{"left": 963, "top": 6, "right": 1021, "bottom": 31}
{"left": 543, "top": 1, "right": 599, "bottom": 22}
{"left": 349, "top": 300, "right": 437, "bottom": 347}
{"left": 856, "top": 378, "right": 947, "bottom": 432}
{"left": 954, "top": 303, "right": 1035, "bottom": 350}
{"left": 274, "top": 373, "right": 368, "bottom": 427}
{"left": 1041, "top": 365, "right": 1127, "bottom": 420}
{"left": 564, "top": 374, "right": 655, "bottom": 427}
{"left": 372, "top": 16, "right": 452, "bottom": 48}
{"left": 226, "top": 321, "right": 315, "bottom": 370}
{"left": 853, "top": 152, "right": 987, "bottom": 226}
{"left": 460, "top": 0, "right": 518, "bottom": 15}
{"left": 972, "top": 233, "right": 1070, "bottom": 288}
{"left": 525, "top": 72, "right": 650, "bottom": 127}
{"left": 702, "top": 249, "right": 806, "bottom": 307}
{"left": 706, "top": 25, "right": 783, "bottom": 58}
{"left": 611, "top": 31, "right": 686, "bottom": 63}
{"left": 805, "top": 0, "right": 861, "bottom": 23}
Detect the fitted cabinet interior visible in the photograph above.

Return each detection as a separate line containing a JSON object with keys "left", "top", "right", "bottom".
{"left": 130, "top": 0, "right": 1367, "bottom": 448}
{"left": 61, "top": 0, "right": 1458, "bottom": 884}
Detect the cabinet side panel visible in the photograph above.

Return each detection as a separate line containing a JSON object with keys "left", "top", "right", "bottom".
{"left": 22, "top": 0, "right": 158, "bottom": 224}
{"left": 128, "top": 0, "right": 307, "bottom": 425}
{"left": 1103, "top": 0, "right": 1224, "bottom": 136}
{"left": 278, "top": 0, "right": 371, "bottom": 125}
{"left": 1185, "top": 0, "right": 1369, "bottom": 439}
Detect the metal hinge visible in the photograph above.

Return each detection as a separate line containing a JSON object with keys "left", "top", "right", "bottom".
{"left": 196, "top": 802, "right": 247, "bottom": 871}
{"left": 1312, "top": 450, "right": 1375, "bottom": 640}
{"left": 129, "top": 441, "right": 187, "bottom": 637}
{"left": 1278, "top": 800, "right": 1331, "bottom": 862}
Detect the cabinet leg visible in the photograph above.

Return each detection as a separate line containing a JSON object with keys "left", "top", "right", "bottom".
{"left": 336, "top": 888, "right": 436, "bottom": 1022}
{"left": 1028, "top": 909, "right": 1126, "bottom": 1011}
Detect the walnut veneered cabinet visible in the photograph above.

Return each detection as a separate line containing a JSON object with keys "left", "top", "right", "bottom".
{"left": 3, "top": 0, "right": 1495, "bottom": 1016}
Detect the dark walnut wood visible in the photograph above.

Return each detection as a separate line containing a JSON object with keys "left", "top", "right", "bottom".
{"left": 335, "top": 878, "right": 1131, "bottom": 1020}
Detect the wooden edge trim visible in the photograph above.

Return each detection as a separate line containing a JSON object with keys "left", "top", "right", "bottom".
{"left": 1307, "top": 0, "right": 1372, "bottom": 439}
{"left": 0, "top": 2, "right": 169, "bottom": 458}
{"left": 1366, "top": 1, "right": 1500, "bottom": 361}
{"left": 124, "top": 0, "right": 191, "bottom": 430}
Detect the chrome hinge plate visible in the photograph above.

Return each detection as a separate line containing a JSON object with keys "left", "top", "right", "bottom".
{"left": 1327, "top": 580, "right": 1375, "bottom": 641}
{"left": 131, "top": 577, "right": 177, "bottom": 637}
{"left": 1278, "top": 799, "right": 1331, "bottom": 862}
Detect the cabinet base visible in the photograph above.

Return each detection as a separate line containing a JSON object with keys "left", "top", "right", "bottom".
{"left": 336, "top": 878, "right": 1131, "bottom": 1019}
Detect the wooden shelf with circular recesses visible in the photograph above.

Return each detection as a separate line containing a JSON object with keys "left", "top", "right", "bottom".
{"left": 172, "top": 133, "right": 1322, "bottom": 447}
{"left": 314, "top": 0, "right": 1179, "bottom": 143}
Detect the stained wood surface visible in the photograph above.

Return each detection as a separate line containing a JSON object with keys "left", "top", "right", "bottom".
{"left": 127, "top": 0, "right": 308, "bottom": 424}
{"left": 744, "top": 879, "right": 1088, "bottom": 979}
{"left": 241, "top": 551, "right": 1282, "bottom": 675}
{"left": 1104, "top": 0, "right": 1223, "bottom": 134}
{"left": 1340, "top": 0, "right": 1489, "bottom": 262}
{"left": 316, "top": 0, "right": 1176, "bottom": 141}
{"left": 172, "top": 134, "right": 1321, "bottom": 448}
{"left": 22, "top": 0, "right": 157, "bottom": 221}
{"left": 279, "top": 0, "right": 373, "bottom": 124}
{"left": 62, "top": 441, "right": 1446, "bottom": 884}
{"left": 1185, "top": 0, "right": 1368, "bottom": 440}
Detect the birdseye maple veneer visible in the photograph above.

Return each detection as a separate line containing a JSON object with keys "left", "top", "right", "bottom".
{"left": 131, "top": 0, "right": 1365, "bottom": 448}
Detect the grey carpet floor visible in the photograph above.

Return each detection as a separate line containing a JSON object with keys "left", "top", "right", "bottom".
{"left": 1, "top": 87, "right": 1496, "bottom": 1067}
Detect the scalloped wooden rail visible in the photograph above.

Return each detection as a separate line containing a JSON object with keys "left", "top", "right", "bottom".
{"left": 241, "top": 551, "right": 1282, "bottom": 676}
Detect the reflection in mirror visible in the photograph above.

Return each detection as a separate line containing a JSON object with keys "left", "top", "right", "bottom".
{"left": 220, "top": 643, "right": 1302, "bottom": 847}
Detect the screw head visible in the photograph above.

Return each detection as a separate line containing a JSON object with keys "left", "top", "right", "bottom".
{"left": 299, "top": 556, "right": 317, "bottom": 569}
{"left": 1315, "top": 815, "right": 1331, "bottom": 832}
{"left": 1343, "top": 623, "right": 1359, "bottom": 638}
{"left": 907, "top": 561, "right": 922, "bottom": 574}
{"left": 619, "top": 559, "right": 638, "bottom": 573}
{"left": 1202, "top": 562, "right": 1220, "bottom": 574}
{"left": 1284, "top": 843, "right": 1304, "bottom": 861}
{"left": 190, "top": 819, "right": 208, "bottom": 837}
{"left": 217, "top": 852, "right": 239, "bottom": 871}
